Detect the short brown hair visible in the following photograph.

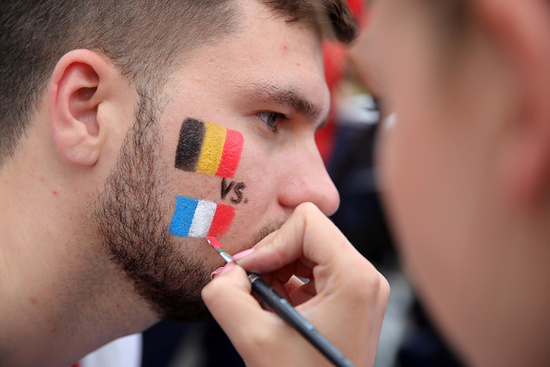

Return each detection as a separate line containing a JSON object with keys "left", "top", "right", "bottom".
{"left": 0, "top": 0, "right": 357, "bottom": 167}
{"left": 263, "top": 0, "right": 358, "bottom": 43}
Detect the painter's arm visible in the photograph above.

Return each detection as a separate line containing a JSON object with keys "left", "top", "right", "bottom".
{"left": 202, "top": 202, "right": 389, "bottom": 367}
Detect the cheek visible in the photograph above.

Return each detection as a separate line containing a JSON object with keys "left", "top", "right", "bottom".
{"left": 167, "top": 118, "right": 247, "bottom": 241}
{"left": 166, "top": 122, "right": 280, "bottom": 249}
{"left": 379, "top": 112, "right": 450, "bottom": 280}
{"left": 229, "top": 143, "right": 274, "bottom": 219}
{"left": 175, "top": 118, "right": 244, "bottom": 179}
{"left": 169, "top": 197, "right": 235, "bottom": 238}
{"left": 380, "top": 108, "right": 485, "bottom": 337}
{"left": 379, "top": 54, "right": 450, "bottom": 262}
{"left": 380, "top": 118, "right": 427, "bottom": 245}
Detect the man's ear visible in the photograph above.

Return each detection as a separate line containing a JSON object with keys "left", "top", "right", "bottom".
{"left": 474, "top": 0, "right": 550, "bottom": 208}
{"left": 48, "top": 49, "right": 118, "bottom": 166}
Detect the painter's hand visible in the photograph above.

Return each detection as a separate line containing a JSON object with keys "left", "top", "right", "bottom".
{"left": 202, "top": 202, "right": 389, "bottom": 367}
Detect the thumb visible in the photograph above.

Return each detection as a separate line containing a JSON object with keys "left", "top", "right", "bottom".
{"left": 202, "top": 264, "right": 277, "bottom": 346}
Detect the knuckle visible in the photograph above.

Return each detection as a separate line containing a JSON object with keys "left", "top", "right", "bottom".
{"left": 201, "top": 276, "right": 228, "bottom": 305}
{"left": 201, "top": 280, "right": 219, "bottom": 304}
{"left": 379, "top": 276, "right": 391, "bottom": 299}
{"left": 246, "top": 322, "right": 278, "bottom": 349}
{"left": 344, "top": 260, "right": 389, "bottom": 304}
{"left": 294, "top": 202, "right": 320, "bottom": 219}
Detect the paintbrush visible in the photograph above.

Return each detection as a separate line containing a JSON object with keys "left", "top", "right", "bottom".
{"left": 206, "top": 236, "right": 355, "bottom": 367}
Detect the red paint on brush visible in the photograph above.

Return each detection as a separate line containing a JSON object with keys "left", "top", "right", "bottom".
{"left": 216, "top": 129, "right": 244, "bottom": 178}
{"left": 208, "top": 204, "right": 235, "bottom": 238}
{"left": 207, "top": 236, "right": 223, "bottom": 250}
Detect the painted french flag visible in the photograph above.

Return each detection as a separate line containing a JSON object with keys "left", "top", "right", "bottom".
{"left": 169, "top": 197, "right": 235, "bottom": 238}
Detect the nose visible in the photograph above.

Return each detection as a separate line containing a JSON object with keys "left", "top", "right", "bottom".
{"left": 278, "top": 142, "right": 340, "bottom": 216}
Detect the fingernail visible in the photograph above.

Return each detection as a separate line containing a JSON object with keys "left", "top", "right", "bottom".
{"left": 219, "top": 261, "right": 236, "bottom": 276}
{"left": 211, "top": 266, "right": 224, "bottom": 279}
{"left": 211, "top": 261, "right": 236, "bottom": 279}
{"left": 233, "top": 248, "right": 255, "bottom": 261}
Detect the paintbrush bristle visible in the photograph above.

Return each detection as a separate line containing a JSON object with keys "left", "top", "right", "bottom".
{"left": 206, "top": 236, "right": 223, "bottom": 250}
{"left": 206, "top": 236, "right": 234, "bottom": 263}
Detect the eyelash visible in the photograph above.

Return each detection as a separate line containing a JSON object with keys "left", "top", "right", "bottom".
{"left": 256, "top": 111, "right": 288, "bottom": 133}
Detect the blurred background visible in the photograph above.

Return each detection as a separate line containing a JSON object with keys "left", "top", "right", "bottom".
{"left": 139, "top": 1, "right": 465, "bottom": 366}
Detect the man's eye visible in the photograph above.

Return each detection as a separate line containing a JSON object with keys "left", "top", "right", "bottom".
{"left": 256, "top": 111, "right": 287, "bottom": 133}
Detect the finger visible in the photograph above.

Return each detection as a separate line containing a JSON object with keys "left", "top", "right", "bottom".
{"left": 285, "top": 276, "right": 317, "bottom": 305}
{"left": 202, "top": 265, "right": 270, "bottom": 340}
{"left": 238, "top": 202, "right": 385, "bottom": 316}
{"left": 202, "top": 265, "right": 297, "bottom": 365}
{"left": 237, "top": 202, "right": 362, "bottom": 275}
{"left": 268, "top": 274, "right": 309, "bottom": 304}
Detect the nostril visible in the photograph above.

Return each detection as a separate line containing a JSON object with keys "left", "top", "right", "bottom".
{"left": 322, "top": 183, "right": 341, "bottom": 216}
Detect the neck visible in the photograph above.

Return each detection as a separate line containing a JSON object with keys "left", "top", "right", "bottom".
{"left": 0, "top": 147, "right": 157, "bottom": 367}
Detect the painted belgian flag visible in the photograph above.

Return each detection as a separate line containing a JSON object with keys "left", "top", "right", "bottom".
{"left": 175, "top": 118, "right": 244, "bottom": 178}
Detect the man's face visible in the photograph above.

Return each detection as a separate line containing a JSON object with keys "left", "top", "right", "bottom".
{"left": 365, "top": 0, "right": 513, "bottom": 361}
{"left": 97, "top": 0, "right": 339, "bottom": 321}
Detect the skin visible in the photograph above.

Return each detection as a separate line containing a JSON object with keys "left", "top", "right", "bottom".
{"left": 204, "top": 0, "right": 550, "bottom": 366}
{"left": 204, "top": 203, "right": 390, "bottom": 367}
{"left": 0, "top": 0, "right": 338, "bottom": 366}
{"left": 365, "top": 0, "right": 550, "bottom": 365}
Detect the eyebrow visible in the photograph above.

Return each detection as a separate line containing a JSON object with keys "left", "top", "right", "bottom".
{"left": 239, "top": 83, "right": 327, "bottom": 126}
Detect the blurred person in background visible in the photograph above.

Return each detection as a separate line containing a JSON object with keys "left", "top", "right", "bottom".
{"left": 204, "top": 0, "right": 550, "bottom": 366}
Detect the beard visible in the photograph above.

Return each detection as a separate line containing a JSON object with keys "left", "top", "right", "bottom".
{"left": 94, "top": 91, "right": 284, "bottom": 323}
{"left": 95, "top": 91, "right": 212, "bottom": 322}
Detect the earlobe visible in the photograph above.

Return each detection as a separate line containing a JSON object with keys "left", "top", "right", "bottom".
{"left": 49, "top": 50, "right": 112, "bottom": 166}
{"left": 475, "top": 0, "right": 550, "bottom": 208}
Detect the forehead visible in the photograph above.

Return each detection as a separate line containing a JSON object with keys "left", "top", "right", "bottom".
{"left": 361, "top": 0, "right": 446, "bottom": 86}
{"left": 163, "top": 0, "right": 329, "bottom": 117}
{"left": 367, "top": 0, "right": 446, "bottom": 50}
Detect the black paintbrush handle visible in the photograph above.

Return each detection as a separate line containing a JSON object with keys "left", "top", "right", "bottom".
{"left": 248, "top": 273, "right": 355, "bottom": 367}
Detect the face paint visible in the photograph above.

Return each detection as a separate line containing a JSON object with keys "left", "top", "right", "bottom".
{"left": 175, "top": 118, "right": 244, "bottom": 178}
{"left": 169, "top": 196, "right": 235, "bottom": 238}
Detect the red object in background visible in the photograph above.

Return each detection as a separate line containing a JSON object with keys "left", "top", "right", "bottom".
{"left": 316, "top": 42, "right": 347, "bottom": 164}
{"left": 316, "top": 0, "right": 367, "bottom": 164}
{"left": 347, "top": 0, "right": 365, "bottom": 23}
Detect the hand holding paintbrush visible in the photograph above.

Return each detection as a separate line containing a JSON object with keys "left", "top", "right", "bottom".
{"left": 202, "top": 203, "right": 389, "bottom": 367}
